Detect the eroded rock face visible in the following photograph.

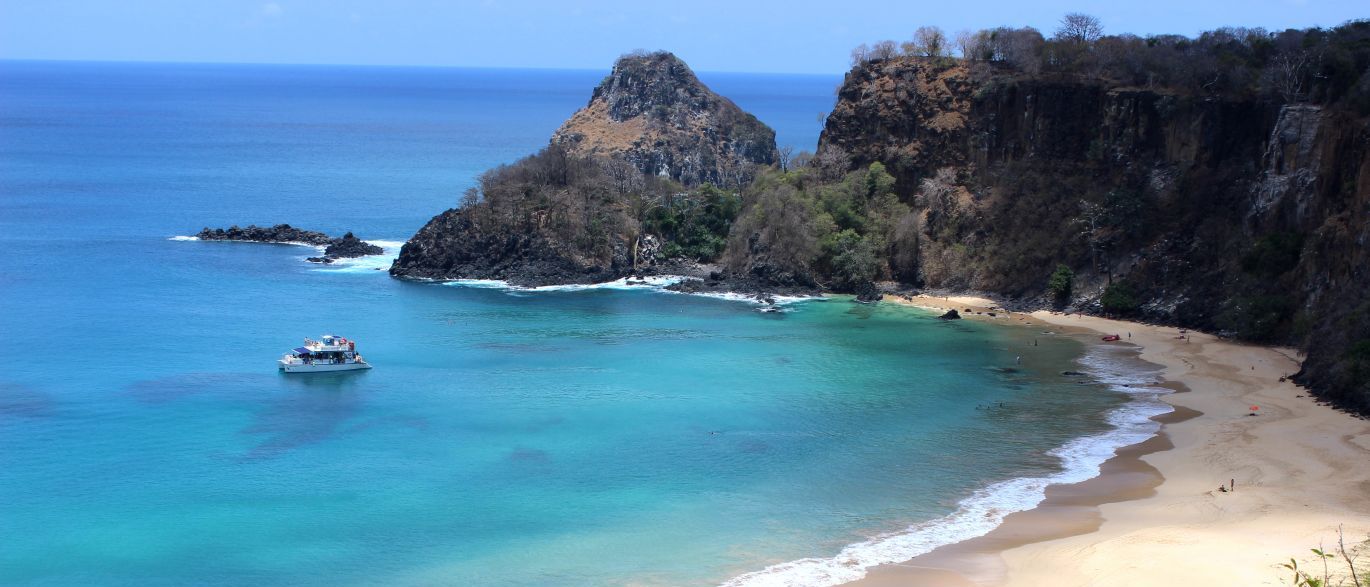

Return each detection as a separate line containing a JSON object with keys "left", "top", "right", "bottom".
{"left": 551, "top": 51, "right": 778, "bottom": 187}
{"left": 819, "top": 56, "right": 1370, "bottom": 414}
{"left": 389, "top": 206, "right": 631, "bottom": 286}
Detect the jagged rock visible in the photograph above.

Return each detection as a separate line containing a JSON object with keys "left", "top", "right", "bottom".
{"left": 551, "top": 51, "right": 777, "bottom": 187}
{"left": 197, "top": 225, "right": 382, "bottom": 264}
{"left": 939, "top": 309, "right": 961, "bottom": 320}
{"left": 196, "top": 224, "right": 332, "bottom": 246}
{"left": 324, "top": 232, "right": 383, "bottom": 259}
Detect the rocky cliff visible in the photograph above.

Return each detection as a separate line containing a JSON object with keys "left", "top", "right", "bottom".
{"left": 551, "top": 51, "right": 778, "bottom": 187}
{"left": 819, "top": 57, "right": 1370, "bottom": 413}
{"left": 391, "top": 53, "right": 780, "bottom": 285}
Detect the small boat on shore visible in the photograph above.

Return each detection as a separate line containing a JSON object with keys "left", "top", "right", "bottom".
{"left": 1101, "top": 334, "right": 1122, "bottom": 342}
{"left": 278, "top": 335, "right": 372, "bottom": 373}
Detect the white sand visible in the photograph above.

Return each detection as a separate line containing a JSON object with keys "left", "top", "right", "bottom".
{"left": 859, "top": 296, "right": 1370, "bottom": 586}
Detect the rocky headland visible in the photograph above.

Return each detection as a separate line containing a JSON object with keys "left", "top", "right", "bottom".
{"left": 390, "top": 51, "right": 799, "bottom": 295}
{"left": 196, "top": 224, "right": 383, "bottom": 263}
{"left": 391, "top": 26, "right": 1369, "bottom": 413}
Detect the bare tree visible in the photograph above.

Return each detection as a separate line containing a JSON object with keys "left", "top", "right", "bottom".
{"left": 870, "top": 40, "right": 899, "bottom": 61}
{"left": 1056, "top": 13, "right": 1103, "bottom": 45}
{"left": 955, "top": 30, "right": 974, "bottom": 59}
{"left": 850, "top": 43, "right": 870, "bottom": 67}
{"left": 914, "top": 26, "right": 948, "bottom": 58}
{"left": 777, "top": 145, "right": 795, "bottom": 172}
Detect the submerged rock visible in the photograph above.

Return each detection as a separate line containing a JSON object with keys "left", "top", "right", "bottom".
{"left": 939, "top": 309, "right": 962, "bottom": 320}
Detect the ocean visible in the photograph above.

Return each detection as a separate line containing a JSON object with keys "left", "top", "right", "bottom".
{"left": 0, "top": 60, "right": 1170, "bottom": 586}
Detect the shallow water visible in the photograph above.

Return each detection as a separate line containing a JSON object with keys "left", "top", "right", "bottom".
{"left": 0, "top": 61, "right": 1163, "bottom": 586}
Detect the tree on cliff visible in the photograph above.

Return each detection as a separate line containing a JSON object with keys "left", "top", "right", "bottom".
{"left": 903, "top": 26, "right": 948, "bottom": 58}
{"left": 1055, "top": 13, "right": 1103, "bottom": 45}
{"left": 726, "top": 181, "right": 818, "bottom": 285}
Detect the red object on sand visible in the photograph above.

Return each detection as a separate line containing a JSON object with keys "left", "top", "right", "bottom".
{"left": 1101, "top": 334, "right": 1121, "bottom": 342}
{"left": 1250, "top": 405, "right": 1260, "bottom": 411}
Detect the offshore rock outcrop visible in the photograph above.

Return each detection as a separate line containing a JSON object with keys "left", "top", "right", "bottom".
{"left": 196, "top": 224, "right": 382, "bottom": 263}
{"left": 551, "top": 51, "right": 778, "bottom": 187}
{"left": 197, "top": 224, "right": 333, "bottom": 246}
{"left": 819, "top": 57, "right": 1370, "bottom": 413}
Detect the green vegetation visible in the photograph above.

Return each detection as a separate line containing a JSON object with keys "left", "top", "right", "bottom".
{"left": 1241, "top": 232, "right": 1305, "bottom": 278}
{"left": 1217, "top": 295, "right": 1295, "bottom": 342}
{"left": 643, "top": 185, "right": 741, "bottom": 261}
{"left": 1048, "top": 264, "right": 1074, "bottom": 304}
{"left": 1100, "top": 281, "right": 1140, "bottom": 314}
{"left": 1280, "top": 527, "right": 1369, "bottom": 587}
{"left": 724, "top": 159, "right": 912, "bottom": 291}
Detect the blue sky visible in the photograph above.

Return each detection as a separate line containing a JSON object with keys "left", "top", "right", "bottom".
{"left": 0, "top": 0, "right": 1364, "bottom": 73}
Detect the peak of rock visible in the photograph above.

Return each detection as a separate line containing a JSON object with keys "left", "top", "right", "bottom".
{"left": 551, "top": 51, "right": 777, "bottom": 187}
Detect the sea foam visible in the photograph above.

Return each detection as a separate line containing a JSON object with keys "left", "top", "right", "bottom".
{"left": 443, "top": 275, "right": 820, "bottom": 307}
{"left": 313, "top": 239, "right": 406, "bottom": 273}
{"left": 720, "top": 344, "right": 1172, "bottom": 587}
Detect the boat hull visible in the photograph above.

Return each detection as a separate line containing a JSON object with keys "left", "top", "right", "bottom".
{"left": 278, "top": 361, "right": 372, "bottom": 373}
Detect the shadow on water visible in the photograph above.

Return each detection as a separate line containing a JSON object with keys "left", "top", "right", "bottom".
{"left": 123, "top": 370, "right": 403, "bottom": 461}
{"left": 238, "top": 372, "right": 373, "bottom": 461}
{"left": 125, "top": 372, "right": 279, "bottom": 403}
{"left": 0, "top": 382, "right": 57, "bottom": 419}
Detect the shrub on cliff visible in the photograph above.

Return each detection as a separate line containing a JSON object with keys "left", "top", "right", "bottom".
{"left": 1100, "top": 281, "right": 1140, "bottom": 314}
{"left": 643, "top": 184, "right": 741, "bottom": 261}
{"left": 1217, "top": 295, "right": 1295, "bottom": 342}
{"left": 1048, "top": 264, "right": 1074, "bottom": 304}
{"left": 824, "top": 230, "right": 882, "bottom": 293}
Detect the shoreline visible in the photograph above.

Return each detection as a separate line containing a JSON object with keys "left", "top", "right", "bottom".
{"left": 857, "top": 294, "right": 1370, "bottom": 586}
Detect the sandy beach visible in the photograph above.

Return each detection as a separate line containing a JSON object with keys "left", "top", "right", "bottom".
{"left": 857, "top": 294, "right": 1370, "bottom": 586}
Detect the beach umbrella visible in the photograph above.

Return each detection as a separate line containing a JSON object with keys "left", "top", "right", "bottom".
{"left": 1249, "top": 405, "right": 1260, "bottom": 411}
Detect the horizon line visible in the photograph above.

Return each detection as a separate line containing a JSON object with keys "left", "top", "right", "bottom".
{"left": 0, "top": 56, "right": 849, "bottom": 77}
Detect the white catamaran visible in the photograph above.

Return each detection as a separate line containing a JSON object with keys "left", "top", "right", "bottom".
{"left": 278, "top": 335, "right": 372, "bottom": 373}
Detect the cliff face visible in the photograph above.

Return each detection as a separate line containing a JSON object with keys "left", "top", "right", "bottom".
{"left": 820, "top": 58, "right": 1370, "bottom": 413}
{"left": 551, "top": 51, "right": 777, "bottom": 187}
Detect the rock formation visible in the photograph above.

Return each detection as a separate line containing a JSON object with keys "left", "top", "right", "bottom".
{"left": 819, "top": 57, "right": 1369, "bottom": 413}
{"left": 551, "top": 51, "right": 778, "bottom": 187}
{"left": 197, "top": 224, "right": 333, "bottom": 246}
{"left": 196, "top": 224, "right": 382, "bottom": 263}
{"left": 391, "top": 52, "right": 781, "bottom": 285}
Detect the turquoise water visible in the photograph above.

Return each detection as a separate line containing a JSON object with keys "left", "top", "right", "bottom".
{"left": 0, "top": 61, "right": 1164, "bottom": 586}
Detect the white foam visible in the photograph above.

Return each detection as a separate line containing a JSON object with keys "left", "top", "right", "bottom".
{"left": 168, "top": 235, "right": 199, "bottom": 241}
{"left": 441, "top": 275, "right": 823, "bottom": 308}
{"left": 312, "top": 239, "right": 406, "bottom": 274}
{"left": 720, "top": 345, "right": 1172, "bottom": 587}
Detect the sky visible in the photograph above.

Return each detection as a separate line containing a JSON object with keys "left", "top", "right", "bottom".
{"left": 0, "top": 0, "right": 1365, "bottom": 74}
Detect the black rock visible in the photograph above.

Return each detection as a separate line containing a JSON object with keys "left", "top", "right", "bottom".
{"left": 853, "top": 281, "right": 883, "bottom": 303}
{"left": 939, "top": 309, "right": 962, "bottom": 320}
{"left": 323, "top": 232, "right": 384, "bottom": 259}
{"left": 196, "top": 223, "right": 332, "bottom": 246}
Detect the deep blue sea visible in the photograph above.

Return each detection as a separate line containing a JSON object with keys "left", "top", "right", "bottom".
{"left": 0, "top": 61, "right": 1171, "bottom": 586}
